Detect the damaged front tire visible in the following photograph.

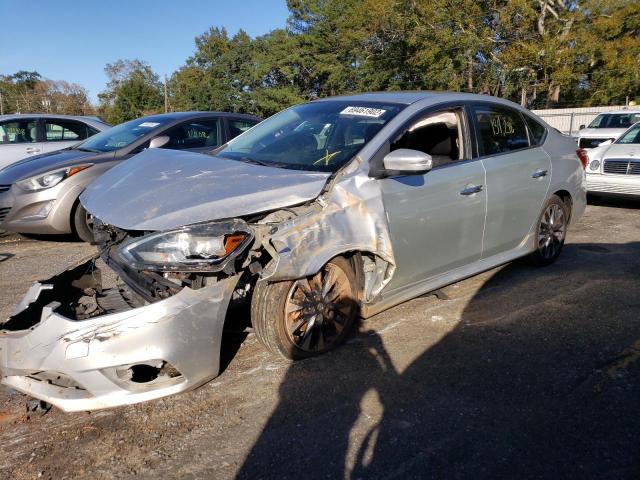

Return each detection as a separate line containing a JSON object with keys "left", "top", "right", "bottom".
{"left": 251, "top": 256, "right": 359, "bottom": 360}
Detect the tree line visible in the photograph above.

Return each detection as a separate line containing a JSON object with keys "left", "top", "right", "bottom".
{"left": 3, "top": 0, "right": 639, "bottom": 124}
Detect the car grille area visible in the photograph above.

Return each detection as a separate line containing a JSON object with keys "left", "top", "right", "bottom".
{"left": 0, "top": 207, "right": 11, "bottom": 223}
{"left": 579, "top": 138, "right": 614, "bottom": 149}
{"left": 603, "top": 159, "right": 640, "bottom": 175}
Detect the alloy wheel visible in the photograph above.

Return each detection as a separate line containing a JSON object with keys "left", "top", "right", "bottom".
{"left": 538, "top": 203, "right": 566, "bottom": 260}
{"left": 284, "top": 263, "right": 356, "bottom": 353}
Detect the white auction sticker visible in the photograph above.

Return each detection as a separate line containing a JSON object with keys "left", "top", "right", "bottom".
{"left": 138, "top": 122, "right": 160, "bottom": 128}
{"left": 340, "top": 106, "right": 386, "bottom": 117}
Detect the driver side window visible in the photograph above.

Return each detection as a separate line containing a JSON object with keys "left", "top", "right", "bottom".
{"left": 391, "top": 109, "right": 465, "bottom": 168}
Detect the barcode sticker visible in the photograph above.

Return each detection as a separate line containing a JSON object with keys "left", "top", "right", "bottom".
{"left": 340, "top": 106, "right": 386, "bottom": 118}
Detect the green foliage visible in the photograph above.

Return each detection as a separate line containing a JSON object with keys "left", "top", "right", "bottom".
{"left": 97, "top": 59, "right": 164, "bottom": 124}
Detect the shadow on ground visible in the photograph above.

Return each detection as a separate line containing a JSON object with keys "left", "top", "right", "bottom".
{"left": 237, "top": 241, "right": 640, "bottom": 479}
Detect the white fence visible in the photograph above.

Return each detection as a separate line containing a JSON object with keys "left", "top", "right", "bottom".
{"left": 531, "top": 105, "right": 629, "bottom": 136}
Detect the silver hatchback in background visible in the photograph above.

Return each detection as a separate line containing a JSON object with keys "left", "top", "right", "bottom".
{"left": 0, "top": 114, "right": 109, "bottom": 170}
{"left": 0, "top": 92, "right": 586, "bottom": 411}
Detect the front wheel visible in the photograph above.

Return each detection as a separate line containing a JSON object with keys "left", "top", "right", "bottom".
{"left": 528, "top": 195, "right": 568, "bottom": 266}
{"left": 251, "top": 256, "right": 359, "bottom": 360}
{"left": 72, "top": 201, "right": 94, "bottom": 243}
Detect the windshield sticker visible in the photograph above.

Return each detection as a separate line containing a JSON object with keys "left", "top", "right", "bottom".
{"left": 138, "top": 122, "right": 161, "bottom": 128}
{"left": 340, "top": 106, "right": 386, "bottom": 118}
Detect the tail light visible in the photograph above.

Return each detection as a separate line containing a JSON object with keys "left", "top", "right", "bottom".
{"left": 576, "top": 149, "right": 588, "bottom": 170}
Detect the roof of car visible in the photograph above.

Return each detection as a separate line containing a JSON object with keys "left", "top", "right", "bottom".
{"left": 0, "top": 113, "right": 108, "bottom": 123}
{"left": 595, "top": 109, "right": 640, "bottom": 115}
{"left": 315, "top": 91, "right": 525, "bottom": 107}
{"left": 137, "top": 111, "right": 262, "bottom": 122}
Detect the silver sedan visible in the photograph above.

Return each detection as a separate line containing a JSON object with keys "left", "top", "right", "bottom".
{"left": 0, "top": 92, "right": 586, "bottom": 411}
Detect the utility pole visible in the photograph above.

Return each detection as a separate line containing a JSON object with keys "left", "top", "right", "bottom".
{"left": 0, "top": 90, "right": 3, "bottom": 115}
{"left": 164, "top": 75, "right": 168, "bottom": 113}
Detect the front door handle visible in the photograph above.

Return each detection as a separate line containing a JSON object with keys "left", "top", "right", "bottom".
{"left": 460, "top": 184, "right": 483, "bottom": 196}
{"left": 25, "top": 147, "right": 40, "bottom": 154}
{"left": 532, "top": 169, "right": 548, "bottom": 179}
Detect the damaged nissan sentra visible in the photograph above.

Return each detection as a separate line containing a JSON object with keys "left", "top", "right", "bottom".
{"left": 0, "top": 92, "right": 587, "bottom": 411}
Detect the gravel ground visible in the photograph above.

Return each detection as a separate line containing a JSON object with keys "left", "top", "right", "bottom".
{"left": 0, "top": 196, "right": 639, "bottom": 479}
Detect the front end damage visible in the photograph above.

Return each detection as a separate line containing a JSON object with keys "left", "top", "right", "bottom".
{"left": 0, "top": 256, "right": 239, "bottom": 412}
{"left": 0, "top": 162, "right": 398, "bottom": 412}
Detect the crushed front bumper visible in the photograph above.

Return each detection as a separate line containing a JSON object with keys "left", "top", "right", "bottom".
{"left": 0, "top": 257, "right": 238, "bottom": 412}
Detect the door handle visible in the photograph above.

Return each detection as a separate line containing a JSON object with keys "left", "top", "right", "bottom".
{"left": 460, "top": 184, "right": 483, "bottom": 196}
{"left": 532, "top": 169, "right": 548, "bottom": 179}
{"left": 25, "top": 147, "right": 40, "bottom": 154}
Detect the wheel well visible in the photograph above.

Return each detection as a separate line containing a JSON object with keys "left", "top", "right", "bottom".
{"left": 553, "top": 190, "right": 573, "bottom": 221}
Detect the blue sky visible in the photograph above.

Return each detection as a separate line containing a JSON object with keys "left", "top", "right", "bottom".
{"left": 0, "top": 0, "right": 289, "bottom": 102}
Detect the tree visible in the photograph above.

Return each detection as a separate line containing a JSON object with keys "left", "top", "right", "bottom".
{"left": 98, "top": 59, "right": 163, "bottom": 124}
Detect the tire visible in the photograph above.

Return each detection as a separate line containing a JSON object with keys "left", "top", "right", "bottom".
{"left": 251, "top": 256, "right": 359, "bottom": 360}
{"left": 72, "top": 201, "right": 94, "bottom": 243}
{"left": 527, "top": 194, "right": 569, "bottom": 267}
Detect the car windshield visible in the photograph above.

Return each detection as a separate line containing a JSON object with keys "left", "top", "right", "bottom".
{"left": 217, "top": 101, "right": 405, "bottom": 172}
{"left": 616, "top": 123, "right": 640, "bottom": 144}
{"left": 588, "top": 113, "right": 640, "bottom": 129}
{"left": 75, "top": 117, "right": 170, "bottom": 152}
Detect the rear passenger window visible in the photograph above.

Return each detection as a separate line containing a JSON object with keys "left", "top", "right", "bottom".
{"left": 165, "top": 119, "right": 223, "bottom": 150}
{"left": 45, "top": 120, "right": 91, "bottom": 142}
{"left": 229, "top": 119, "right": 257, "bottom": 138}
{"left": 524, "top": 115, "right": 546, "bottom": 146}
{"left": 473, "top": 106, "right": 529, "bottom": 156}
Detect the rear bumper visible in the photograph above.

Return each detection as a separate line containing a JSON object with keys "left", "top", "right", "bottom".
{"left": 0, "top": 257, "right": 238, "bottom": 412}
{"left": 586, "top": 174, "right": 640, "bottom": 196}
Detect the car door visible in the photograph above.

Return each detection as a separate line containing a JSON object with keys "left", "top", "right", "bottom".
{"left": 0, "top": 118, "right": 42, "bottom": 169}
{"left": 41, "top": 118, "right": 97, "bottom": 154}
{"left": 379, "top": 106, "right": 487, "bottom": 291}
{"left": 471, "top": 103, "right": 551, "bottom": 258}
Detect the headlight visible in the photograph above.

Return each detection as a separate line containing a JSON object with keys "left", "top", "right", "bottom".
{"left": 589, "top": 159, "right": 601, "bottom": 171}
{"left": 117, "top": 221, "right": 252, "bottom": 272}
{"left": 17, "top": 165, "right": 92, "bottom": 192}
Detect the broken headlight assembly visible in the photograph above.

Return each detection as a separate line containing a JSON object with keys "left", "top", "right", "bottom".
{"left": 117, "top": 220, "right": 253, "bottom": 272}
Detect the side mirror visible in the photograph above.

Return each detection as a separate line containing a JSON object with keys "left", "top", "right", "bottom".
{"left": 579, "top": 125, "right": 585, "bottom": 130}
{"left": 383, "top": 149, "right": 433, "bottom": 174}
{"left": 149, "top": 135, "right": 170, "bottom": 149}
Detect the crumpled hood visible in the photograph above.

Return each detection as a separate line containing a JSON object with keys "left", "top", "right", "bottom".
{"left": 578, "top": 128, "right": 625, "bottom": 139}
{"left": 0, "top": 149, "right": 102, "bottom": 184}
{"left": 81, "top": 148, "right": 331, "bottom": 231}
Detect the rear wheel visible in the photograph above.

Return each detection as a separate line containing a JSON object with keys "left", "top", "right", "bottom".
{"left": 72, "top": 201, "right": 94, "bottom": 243}
{"left": 251, "top": 256, "right": 359, "bottom": 360}
{"left": 528, "top": 195, "right": 568, "bottom": 266}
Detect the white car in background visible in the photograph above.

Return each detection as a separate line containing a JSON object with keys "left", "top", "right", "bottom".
{"left": 0, "top": 114, "right": 110, "bottom": 170}
{"left": 576, "top": 110, "right": 640, "bottom": 150}
{"left": 586, "top": 121, "right": 640, "bottom": 196}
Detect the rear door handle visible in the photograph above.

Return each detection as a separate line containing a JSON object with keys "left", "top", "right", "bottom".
{"left": 532, "top": 169, "right": 548, "bottom": 178}
{"left": 25, "top": 147, "right": 40, "bottom": 154}
{"left": 460, "top": 184, "right": 483, "bottom": 196}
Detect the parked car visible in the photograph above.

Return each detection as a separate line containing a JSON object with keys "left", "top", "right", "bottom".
{"left": 0, "top": 111, "right": 260, "bottom": 242}
{"left": 0, "top": 92, "right": 586, "bottom": 411}
{"left": 586, "top": 121, "right": 640, "bottom": 196}
{"left": 576, "top": 109, "right": 640, "bottom": 149}
{"left": 0, "top": 114, "right": 109, "bottom": 170}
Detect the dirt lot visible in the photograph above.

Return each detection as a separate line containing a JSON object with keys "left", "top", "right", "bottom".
{"left": 0, "top": 196, "right": 639, "bottom": 479}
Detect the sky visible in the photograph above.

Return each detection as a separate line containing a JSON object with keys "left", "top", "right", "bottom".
{"left": 0, "top": 0, "right": 290, "bottom": 102}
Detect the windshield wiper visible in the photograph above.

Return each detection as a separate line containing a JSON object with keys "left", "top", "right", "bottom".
{"left": 239, "top": 156, "right": 275, "bottom": 168}
{"left": 76, "top": 147, "right": 101, "bottom": 153}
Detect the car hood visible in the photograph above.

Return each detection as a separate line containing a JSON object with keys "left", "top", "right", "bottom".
{"left": 81, "top": 148, "right": 331, "bottom": 231}
{"left": 0, "top": 149, "right": 106, "bottom": 184}
{"left": 578, "top": 128, "right": 625, "bottom": 139}
{"left": 602, "top": 143, "right": 640, "bottom": 159}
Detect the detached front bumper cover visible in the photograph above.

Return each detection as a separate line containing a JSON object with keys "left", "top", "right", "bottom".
{"left": 0, "top": 257, "right": 238, "bottom": 412}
